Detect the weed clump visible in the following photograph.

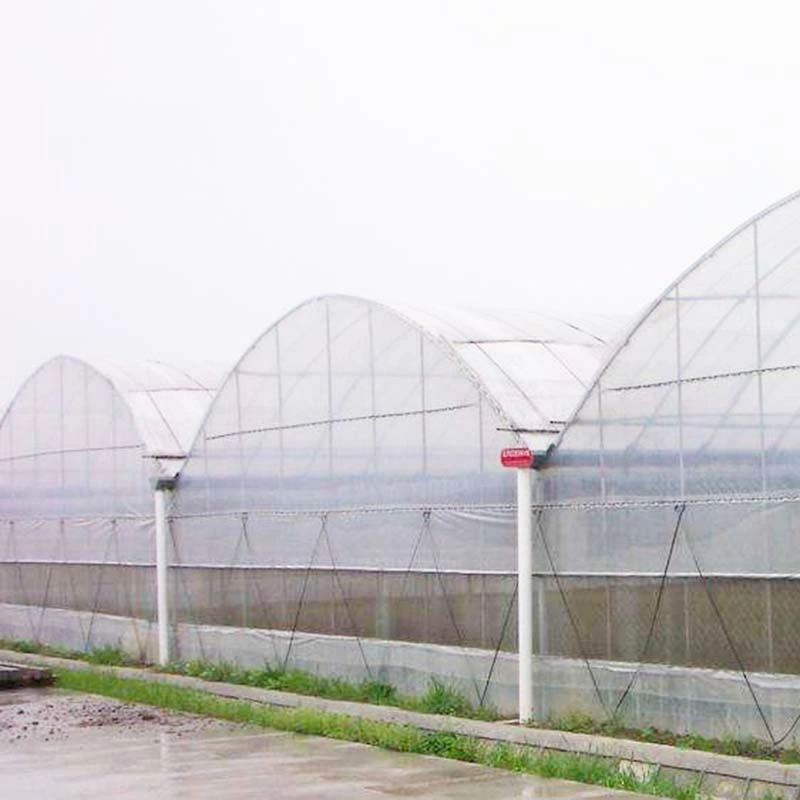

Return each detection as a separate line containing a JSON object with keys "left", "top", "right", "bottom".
{"left": 163, "top": 659, "right": 493, "bottom": 720}
{"left": 541, "top": 710, "right": 800, "bottom": 764}
{"left": 418, "top": 678, "right": 473, "bottom": 717}
{"left": 0, "top": 637, "right": 141, "bottom": 666}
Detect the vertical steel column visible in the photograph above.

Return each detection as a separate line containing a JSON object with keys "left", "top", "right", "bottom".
{"left": 235, "top": 369, "right": 245, "bottom": 509}
{"left": 597, "top": 379, "right": 608, "bottom": 541}
{"left": 83, "top": 362, "right": 90, "bottom": 495}
{"left": 517, "top": 467, "right": 533, "bottom": 723}
{"left": 110, "top": 389, "right": 118, "bottom": 514}
{"left": 275, "top": 325, "right": 285, "bottom": 482}
{"left": 754, "top": 222, "right": 768, "bottom": 494}
{"left": 675, "top": 287, "right": 686, "bottom": 498}
{"left": 477, "top": 394, "right": 486, "bottom": 568}
{"left": 202, "top": 432, "right": 210, "bottom": 513}
{"left": 8, "top": 390, "right": 14, "bottom": 507}
{"left": 766, "top": 580, "right": 774, "bottom": 672}
{"left": 154, "top": 486, "right": 171, "bottom": 665}
{"left": 419, "top": 333, "right": 428, "bottom": 480}
{"left": 597, "top": 380, "right": 607, "bottom": 501}
{"left": 367, "top": 308, "right": 378, "bottom": 471}
{"left": 534, "top": 470, "right": 548, "bottom": 671}
{"left": 59, "top": 359, "right": 65, "bottom": 513}
{"left": 32, "top": 372, "right": 38, "bottom": 502}
{"left": 683, "top": 581, "right": 691, "bottom": 662}
{"left": 325, "top": 301, "right": 334, "bottom": 477}
{"left": 596, "top": 382, "right": 609, "bottom": 659}
{"left": 477, "top": 394, "right": 485, "bottom": 479}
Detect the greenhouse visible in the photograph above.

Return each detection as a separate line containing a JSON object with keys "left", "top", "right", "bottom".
{"left": 4, "top": 190, "right": 800, "bottom": 744}
{"left": 0, "top": 356, "right": 223, "bottom": 655}
{"left": 166, "top": 296, "right": 614, "bottom": 710}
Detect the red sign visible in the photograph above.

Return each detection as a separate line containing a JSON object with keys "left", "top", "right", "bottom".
{"left": 500, "top": 447, "right": 534, "bottom": 469}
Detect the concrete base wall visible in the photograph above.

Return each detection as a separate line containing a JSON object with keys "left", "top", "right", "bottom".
{"left": 3, "top": 600, "right": 800, "bottom": 746}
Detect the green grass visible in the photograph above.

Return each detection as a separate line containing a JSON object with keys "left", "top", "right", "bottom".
{"left": 0, "top": 636, "right": 497, "bottom": 721}
{"left": 0, "top": 637, "right": 88, "bottom": 661}
{"left": 5, "top": 636, "right": 800, "bottom": 767}
{"left": 540, "top": 711, "right": 800, "bottom": 765}
{"left": 163, "top": 659, "right": 498, "bottom": 720}
{"left": 85, "top": 644, "right": 142, "bottom": 666}
{"left": 167, "top": 659, "right": 400, "bottom": 706}
{"left": 0, "top": 637, "right": 140, "bottom": 667}
{"left": 54, "top": 668, "right": 702, "bottom": 800}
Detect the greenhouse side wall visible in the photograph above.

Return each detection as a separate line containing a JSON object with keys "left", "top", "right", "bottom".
{"left": 164, "top": 297, "right": 526, "bottom": 709}
{"left": 0, "top": 357, "right": 158, "bottom": 658}
{"left": 156, "top": 290, "right": 800, "bottom": 742}
{"left": 532, "top": 190, "right": 800, "bottom": 746}
{"left": 9, "top": 249, "right": 800, "bottom": 746}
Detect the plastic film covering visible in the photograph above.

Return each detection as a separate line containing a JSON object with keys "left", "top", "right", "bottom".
{"left": 87, "top": 358, "right": 224, "bottom": 462}
{"left": 170, "top": 508, "right": 518, "bottom": 572}
{"left": 0, "top": 517, "right": 155, "bottom": 659}
{"left": 166, "top": 507, "right": 520, "bottom": 669}
{"left": 176, "top": 295, "right": 611, "bottom": 518}
{"left": 391, "top": 304, "right": 617, "bottom": 453}
{"left": 549, "top": 190, "right": 800, "bottom": 506}
{"left": 0, "top": 357, "right": 149, "bottom": 518}
{"left": 523, "top": 191, "right": 800, "bottom": 745}
{"left": 0, "top": 356, "right": 223, "bottom": 519}
{"left": 163, "top": 295, "right": 617, "bottom": 720}
{"left": 0, "top": 356, "right": 223, "bottom": 657}
{"left": 18, "top": 237, "right": 800, "bottom": 747}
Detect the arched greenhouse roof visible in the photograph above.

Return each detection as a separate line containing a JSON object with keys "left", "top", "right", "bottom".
{"left": 550, "top": 188, "right": 800, "bottom": 503}
{"left": 1, "top": 356, "right": 225, "bottom": 480}
{"left": 195, "top": 294, "right": 619, "bottom": 457}
{"left": 389, "top": 302, "right": 621, "bottom": 452}
{"left": 83, "top": 358, "right": 225, "bottom": 461}
{"left": 175, "top": 294, "right": 621, "bottom": 520}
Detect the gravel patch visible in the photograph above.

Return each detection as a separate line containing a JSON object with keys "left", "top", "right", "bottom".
{"left": 0, "top": 689, "right": 245, "bottom": 745}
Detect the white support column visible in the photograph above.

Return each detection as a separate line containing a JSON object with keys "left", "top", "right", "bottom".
{"left": 517, "top": 467, "right": 533, "bottom": 724}
{"left": 154, "top": 486, "right": 171, "bottom": 666}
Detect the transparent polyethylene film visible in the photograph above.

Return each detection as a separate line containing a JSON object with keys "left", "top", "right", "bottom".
{"left": 88, "top": 358, "right": 224, "bottom": 459}
{"left": 0, "top": 358, "right": 151, "bottom": 518}
{"left": 549, "top": 191, "right": 800, "bottom": 505}
{"left": 170, "top": 506, "right": 517, "bottom": 572}
{"left": 534, "top": 497, "right": 800, "bottom": 575}
{"left": 176, "top": 296, "right": 532, "bottom": 516}
{"left": 391, "top": 304, "right": 613, "bottom": 451}
{"left": 0, "top": 516, "right": 154, "bottom": 564}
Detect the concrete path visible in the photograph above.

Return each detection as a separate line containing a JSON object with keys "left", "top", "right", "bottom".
{"left": 5, "top": 648, "right": 799, "bottom": 799}
{"left": 0, "top": 688, "right": 652, "bottom": 800}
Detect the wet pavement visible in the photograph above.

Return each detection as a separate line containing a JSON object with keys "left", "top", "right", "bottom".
{"left": 0, "top": 690, "right": 654, "bottom": 799}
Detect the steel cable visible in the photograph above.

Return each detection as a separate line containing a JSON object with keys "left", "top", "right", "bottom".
{"left": 9, "top": 521, "right": 39, "bottom": 638}
{"left": 282, "top": 514, "right": 327, "bottom": 671}
{"left": 612, "top": 503, "right": 686, "bottom": 718}
{"left": 683, "top": 526, "right": 777, "bottom": 745}
{"left": 170, "top": 522, "right": 209, "bottom": 662}
{"left": 322, "top": 516, "right": 374, "bottom": 679}
{"left": 84, "top": 521, "right": 116, "bottom": 652}
{"left": 534, "top": 509, "right": 610, "bottom": 718}
{"left": 426, "top": 511, "right": 485, "bottom": 705}
{"left": 479, "top": 579, "right": 518, "bottom": 709}
{"left": 239, "top": 513, "right": 282, "bottom": 665}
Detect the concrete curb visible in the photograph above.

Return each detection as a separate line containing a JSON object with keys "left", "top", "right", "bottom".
{"left": 3, "top": 649, "right": 799, "bottom": 800}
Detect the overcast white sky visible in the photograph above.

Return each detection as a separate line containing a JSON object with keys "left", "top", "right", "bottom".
{"left": 2, "top": 1, "right": 799, "bottom": 409}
